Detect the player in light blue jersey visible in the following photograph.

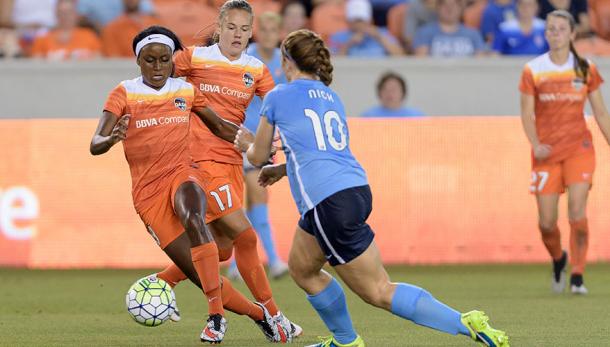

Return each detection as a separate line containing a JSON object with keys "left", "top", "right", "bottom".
{"left": 227, "top": 11, "right": 290, "bottom": 282}
{"left": 235, "top": 29, "right": 510, "bottom": 347}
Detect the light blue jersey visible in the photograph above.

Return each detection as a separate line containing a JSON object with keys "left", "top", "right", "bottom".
{"left": 244, "top": 44, "right": 287, "bottom": 132}
{"left": 261, "top": 79, "right": 368, "bottom": 215}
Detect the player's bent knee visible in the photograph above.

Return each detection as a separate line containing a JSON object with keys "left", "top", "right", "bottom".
{"left": 288, "top": 258, "right": 317, "bottom": 284}
{"left": 218, "top": 247, "right": 233, "bottom": 262}
{"left": 234, "top": 227, "right": 257, "bottom": 247}
{"left": 568, "top": 206, "right": 586, "bottom": 221}
{"left": 538, "top": 219, "right": 558, "bottom": 232}
{"left": 359, "top": 282, "right": 393, "bottom": 309}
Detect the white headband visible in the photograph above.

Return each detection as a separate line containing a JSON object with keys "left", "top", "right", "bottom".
{"left": 135, "top": 34, "right": 175, "bottom": 57}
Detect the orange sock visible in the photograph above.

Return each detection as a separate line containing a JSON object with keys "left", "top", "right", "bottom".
{"left": 221, "top": 276, "right": 264, "bottom": 321}
{"left": 157, "top": 264, "right": 187, "bottom": 288}
{"left": 233, "top": 227, "right": 278, "bottom": 315}
{"left": 569, "top": 218, "right": 589, "bottom": 274}
{"left": 191, "top": 243, "right": 224, "bottom": 316}
{"left": 540, "top": 225, "right": 563, "bottom": 260}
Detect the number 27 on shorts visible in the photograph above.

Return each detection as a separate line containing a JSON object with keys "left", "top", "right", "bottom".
{"left": 530, "top": 171, "right": 549, "bottom": 193}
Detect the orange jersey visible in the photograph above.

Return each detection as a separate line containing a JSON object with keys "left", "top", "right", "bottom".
{"left": 104, "top": 76, "right": 207, "bottom": 212}
{"left": 31, "top": 28, "right": 101, "bottom": 60}
{"left": 174, "top": 44, "right": 275, "bottom": 164}
{"left": 519, "top": 53, "right": 604, "bottom": 163}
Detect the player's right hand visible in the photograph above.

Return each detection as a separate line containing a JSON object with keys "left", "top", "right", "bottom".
{"left": 110, "top": 114, "right": 130, "bottom": 144}
{"left": 533, "top": 143, "right": 552, "bottom": 160}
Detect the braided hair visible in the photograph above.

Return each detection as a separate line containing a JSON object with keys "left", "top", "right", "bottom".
{"left": 281, "top": 29, "right": 333, "bottom": 86}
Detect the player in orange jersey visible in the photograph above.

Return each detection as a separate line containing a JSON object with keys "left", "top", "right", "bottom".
{"left": 90, "top": 25, "right": 278, "bottom": 344}
{"left": 520, "top": 10, "right": 610, "bottom": 295}
{"left": 154, "top": 0, "right": 302, "bottom": 342}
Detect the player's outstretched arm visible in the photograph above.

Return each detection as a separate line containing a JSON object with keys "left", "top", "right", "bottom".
{"left": 90, "top": 112, "right": 130, "bottom": 155}
{"left": 240, "top": 115, "right": 274, "bottom": 167}
{"left": 589, "top": 89, "right": 610, "bottom": 146}
{"left": 192, "top": 106, "right": 242, "bottom": 143}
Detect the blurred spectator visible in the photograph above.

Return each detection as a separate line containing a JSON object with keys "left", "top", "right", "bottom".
{"left": 0, "top": 0, "right": 21, "bottom": 58}
{"left": 31, "top": 0, "right": 101, "bottom": 60}
{"left": 402, "top": 0, "right": 438, "bottom": 52}
{"left": 370, "top": 0, "right": 405, "bottom": 26}
{"left": 463, "top": 0, "right": 486, "bottom": 29}
{"left": 310, "top": 0, "right": 348, "bottom": 43}
{"left": 1, "top": 0, "right": 13, "bottom": 26}
{"left": 361, "top": 72, "right": 424, "bottom": 117}
{"left": 77, "top": 0, "right": 155, "bottom": 33}
{"left": 0, "top": 27, "right": 21, "bottom": 58}
{"left": 281, "top": 1, "right": 308, "bottom": 38}
{"left": 101, "top": 0, "right": 159, "bottom": 57}
{"left": 480, "top": 0, "right": 516, "bottom": 43}
{"left": 12, "top": 0, "right": 57, "bottom": 56}
{"left": 413, "top": 0, "right": 486, "bottom": 57}
{"left": 329, "top": 0, "right": 404, "bottom": 56}
{"left": 538, "top": 0, "right": 591, "bottom": 37}
{"left": 152, "top": 0, "right": 216, "bottom": 47}
{"left": 492, "top": 0, "right": 547, "bottom": 55}
{"left": 245, "top": 12, "right": 287, "bottom": 132}
{"left": 589, "top": 0, "right": 610, "bottom": 41}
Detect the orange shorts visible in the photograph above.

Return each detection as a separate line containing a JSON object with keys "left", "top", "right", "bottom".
{"left": 196, "top": 161, "right": 244, "bottom": 223}
{"left": 530, "top": 150, "right": 595, "bottom": 195}
{"left": 137, "top": 168, "right": 205, "bottom": 249}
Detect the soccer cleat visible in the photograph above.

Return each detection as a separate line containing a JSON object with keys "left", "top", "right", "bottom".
{"left": 304, "top": 335, "right": 365, "bottom": 347}
{"left": 170, "top": 307, "right": 181, "bottom": 322}
{"left": 272, "top": 311, "right": 303, "bottom": 342}
{"left": 200, "top": 314, "right": 227, "bottom": 344}
{"left": 269, "top": 261, "right": 289, "bottom": 280}
{"left": 552, "top": 251, "right": 568, "bottom": 293}
{"left": 570, "top": 274, "right": 588, "bottom": 295}
{"left": 254, "top": 302, "right": 279, "bottom": 342}
{"left": 170, "top": 289, "right": 181, "bottom": 322}
{"left": 461, "top": 310, "right": 509, "bottom": 347}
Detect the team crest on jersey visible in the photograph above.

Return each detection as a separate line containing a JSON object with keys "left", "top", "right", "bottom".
{"left": 572, "top": 78, "right": 584, "bottom": 91}
{"left": 174, "top": 97, "right": 187, "bottom": 111}
{"left": 243, "top": 72, "right": 254, "bottom": 88}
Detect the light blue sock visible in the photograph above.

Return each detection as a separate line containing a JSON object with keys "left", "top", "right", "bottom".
{"left": 391, "top": 283, "right": 470, "bottom": 336}
{"left": 307, "top": 278, "right": 358, "bottom": 345}
{"left": 247, "top": 204, "right": 280, "bottom": 266}
{"left": 228, "top": 259, "right": 238, "bottom": 272}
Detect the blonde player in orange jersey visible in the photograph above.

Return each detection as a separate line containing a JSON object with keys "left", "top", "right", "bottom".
{"left": 90, "top": 26, "right": 282, "bottom": 344}
{"left": 154, "top": 0, "right": 302, "bottom": 341}
{"left": 520, "top": 10, "right": 610, "bottom": 295}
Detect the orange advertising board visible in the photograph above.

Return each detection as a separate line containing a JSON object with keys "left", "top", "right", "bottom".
{"left": 1, "top": 117, "right": 610, "bottom": 268}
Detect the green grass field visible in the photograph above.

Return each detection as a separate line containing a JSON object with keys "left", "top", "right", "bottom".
{"left": 2, "top": 264, "right": 610, "bottom": 346}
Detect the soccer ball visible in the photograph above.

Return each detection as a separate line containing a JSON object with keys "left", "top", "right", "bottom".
{"left": 125, "top": 275, "right": 175, "bottom": 327}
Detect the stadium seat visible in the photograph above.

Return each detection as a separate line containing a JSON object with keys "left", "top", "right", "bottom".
{"left": 152, "top": 0, "right": 218, "bottom": 46}
{"left": 588, "top": 0, "right": 610, "bottom": 40}
{"left": 386, "top": 2, "right": 409, "bottom": 45}
{"left": 574, "top": 36, "right": 610, "bottom": 57}
{"left": 311, "top": 0, "right": 348, "bottom": 43}
{"left": 463, "top": 0, "right": 486, "bottom": 30}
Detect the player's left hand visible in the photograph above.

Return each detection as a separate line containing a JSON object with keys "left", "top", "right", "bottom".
{"left": 234, "top": 126, "right": 254, "bottom": 152}
{"left": 258, "top": 164, "right": 286, "bottom": 187}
